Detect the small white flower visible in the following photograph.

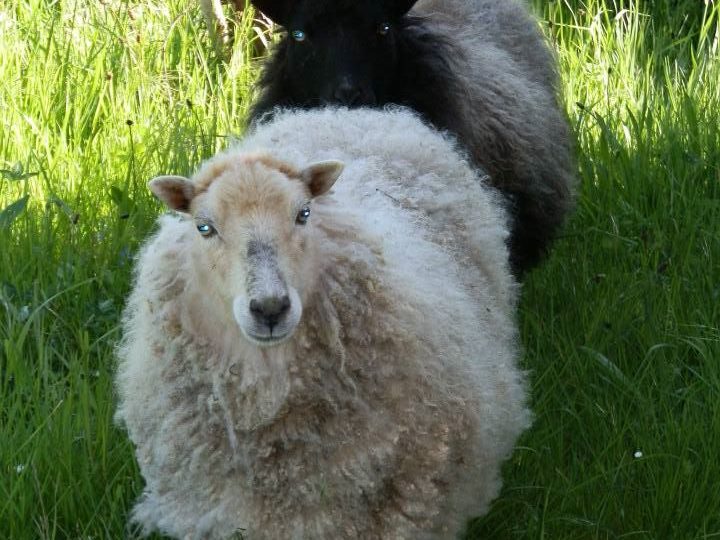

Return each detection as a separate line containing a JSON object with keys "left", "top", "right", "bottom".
{"left": 18, "top": 305, "right": 30, "bottom": 321}
{"left": 15, "top": 464, "right": 26, "bottom": 474}
{"left": 633, "top": 450, "right": 643, "bottom": 459}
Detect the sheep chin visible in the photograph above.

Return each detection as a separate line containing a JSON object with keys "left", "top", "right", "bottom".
{"left": 231, "top": 288, "right": 303, "bottom": 349}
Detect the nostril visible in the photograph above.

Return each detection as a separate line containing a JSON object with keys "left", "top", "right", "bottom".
{"left": 249, "top": 298, "right": 262, "bottom": 315}
{"left": 279, "top": 295, "right": 291, "bottom": 314}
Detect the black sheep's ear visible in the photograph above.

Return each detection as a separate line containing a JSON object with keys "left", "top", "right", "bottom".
{"left": 251, "top": 0, "right": 293, "bottom": 26}
{"left": 392, "top": 0, "right": 419, "bottom": 17}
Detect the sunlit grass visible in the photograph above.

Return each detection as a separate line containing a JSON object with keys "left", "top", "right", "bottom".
{"left": 1, "top": 0, "right": 718, "bottom": 538}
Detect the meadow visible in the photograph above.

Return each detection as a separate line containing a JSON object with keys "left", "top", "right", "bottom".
{"left": 0, "top": 0, "right": 718, "bottom": 538}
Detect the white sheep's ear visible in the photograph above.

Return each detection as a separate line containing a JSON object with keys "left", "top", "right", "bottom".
{"left": 148, "top": 175, "right": 195, "bottom": 213}
{"left": 300, "top": 160, "right": 344, "bottom": 198}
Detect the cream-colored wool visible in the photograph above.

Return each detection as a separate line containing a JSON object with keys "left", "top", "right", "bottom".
{"left": 116, "top": 108, "right": 530, "bottom": 540}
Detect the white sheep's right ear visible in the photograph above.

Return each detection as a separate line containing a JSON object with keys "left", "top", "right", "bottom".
{"left": 148, "top": 175, "right": 195, "bottom": 213}
{"left": 300, "top": 160, "right": 345, "bottom": 198}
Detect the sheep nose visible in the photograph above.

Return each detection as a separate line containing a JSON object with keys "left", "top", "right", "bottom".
{"left": 249, "top": 295, "right": 291, "bottom": 328}
{"left": 333, "top": 80, "right": 363, "bottom": 105}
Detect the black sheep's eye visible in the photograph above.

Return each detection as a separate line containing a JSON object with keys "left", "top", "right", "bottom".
{"left": 197, "top": 222, "right": 216, "bottom": 237}
{"left": 377, "top": 22, "right": 391, "bottom": 36}
{"left": 296, "top": 205, "right": 311, "bottom": 225}
{"left": 291, "top": 29, "right": 307, "bottom": 42}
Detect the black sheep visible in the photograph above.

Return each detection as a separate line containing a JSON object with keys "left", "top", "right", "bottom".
{"left": 249, "top": 0, "right": 576, "bottom": 274}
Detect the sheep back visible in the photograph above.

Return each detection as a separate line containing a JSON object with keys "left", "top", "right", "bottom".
{"left": 410, "top": 0, "right": 576, "bottom": 272}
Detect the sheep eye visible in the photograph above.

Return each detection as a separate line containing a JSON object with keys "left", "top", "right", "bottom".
{"left": 296, "top": 205, "right": 311, "bottom": 225}
{"left": 291, "top": 30, "right": 306, "bottom": 42}
{"left": 197, "top": 223, "right": 216, "bottom": 237}
{"left": 377, "top": 22, "right": 391, "bottom": 36}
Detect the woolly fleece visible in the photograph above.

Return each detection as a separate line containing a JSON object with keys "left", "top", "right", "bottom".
{"left": 116, "top": 107, "right": 531, "bottom": 539}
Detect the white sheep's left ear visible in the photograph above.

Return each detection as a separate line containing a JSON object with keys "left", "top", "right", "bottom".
{"left": 300, "top": 160, "right": 344, "bottom": 198}
{"left": 148, "top": 175, "right": 195, "bottom": 213}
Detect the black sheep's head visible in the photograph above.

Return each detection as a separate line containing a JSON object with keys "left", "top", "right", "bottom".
{"left": 253, "top": 0, "right": 419, "bottom": 107}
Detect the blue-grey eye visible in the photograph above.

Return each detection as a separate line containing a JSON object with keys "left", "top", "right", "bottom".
{"left": 378, "top": 22, "right": 391, "bottom": 36}
{"left": 197, "top": 223, "right": 215, "bottom": 237}
{"left": 296, "top": 205, "right": 311, "bottom": 225}
{"left": 291, "top": 30, "right": 306, "bottom": 42}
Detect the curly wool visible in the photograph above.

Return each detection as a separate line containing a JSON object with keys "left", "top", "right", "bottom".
{"left": 116, "top": 108, "right": 531, "bottom": 539}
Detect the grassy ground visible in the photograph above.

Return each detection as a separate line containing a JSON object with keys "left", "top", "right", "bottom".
{"left": 0, "top": 0, "right": 718, "bottom": 538}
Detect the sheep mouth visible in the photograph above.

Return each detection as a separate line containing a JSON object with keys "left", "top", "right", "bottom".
{"left": 243, "top": 330, "right": 294, "bottom": 348}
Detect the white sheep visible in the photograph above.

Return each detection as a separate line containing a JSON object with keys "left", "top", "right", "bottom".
{"left": 115, "top": 107, "right": 530, "bottom": 539}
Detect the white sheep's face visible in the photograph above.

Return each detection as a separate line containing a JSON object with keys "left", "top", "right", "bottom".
{"left": 149, "top": 153, "right": 344, "bottom": 347}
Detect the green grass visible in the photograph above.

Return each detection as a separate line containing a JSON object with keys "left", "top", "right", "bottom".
{"left": 0, "top": 0, "right": 718, "bottom": 538}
